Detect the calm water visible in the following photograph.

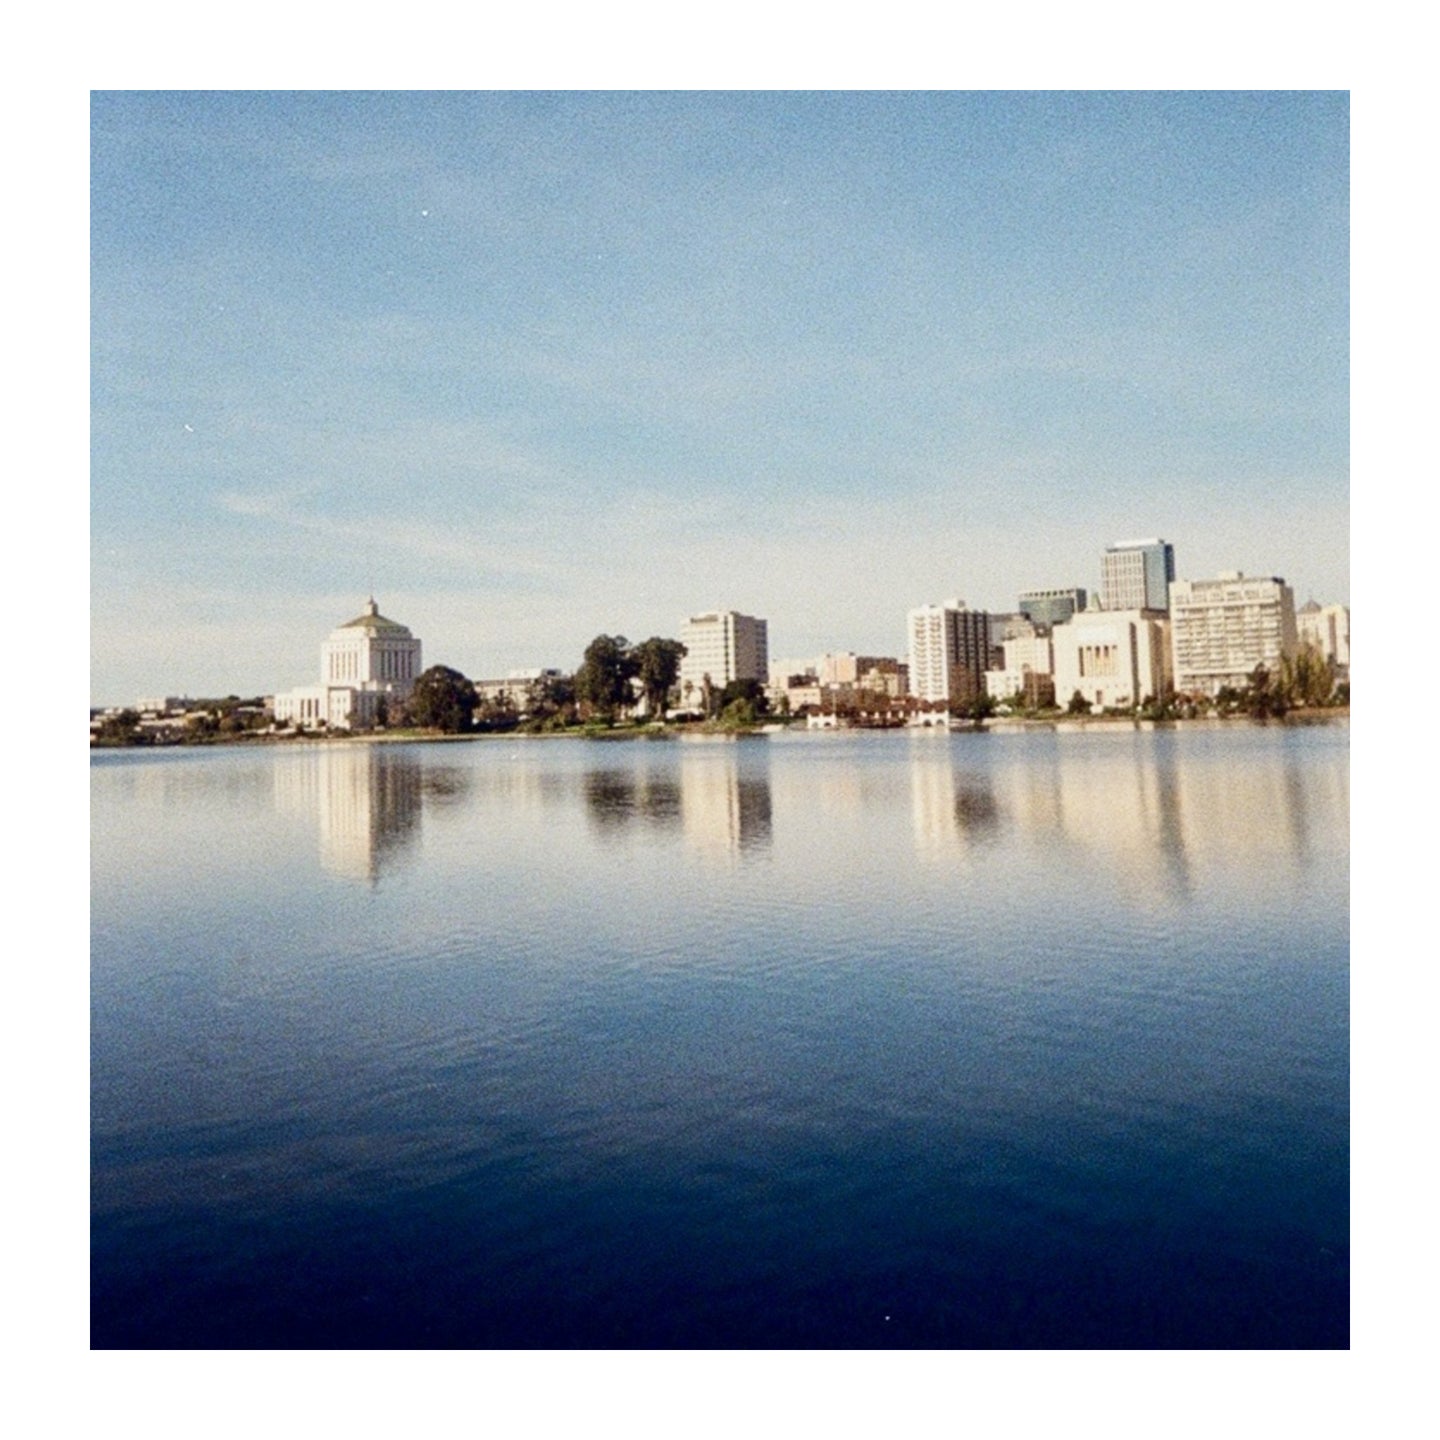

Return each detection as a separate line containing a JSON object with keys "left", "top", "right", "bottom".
{"left": 91, "top": 723, "right": 1349, "bottom": 1348}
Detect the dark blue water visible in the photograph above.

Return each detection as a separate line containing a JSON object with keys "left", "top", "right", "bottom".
{"left": 91, "top": 724, "right": 1348, "bottom": 1348}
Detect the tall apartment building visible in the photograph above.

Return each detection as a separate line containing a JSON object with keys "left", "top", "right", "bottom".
{"left": 1101, "top": 539, "right": 1175, "bottom": 612}
{"left": 678, "top": 610, "right": 769, "bottom": 710}
{"left": 907, "top": 600, "right": 990, "bottom": 707}
{"left": 1169, "top": 573, "right": 1298, "bottom": 697}
{"left": 1018, "top": 587, "right": 1087, "bottom": 627}
{"left": 1296, "top": 601, "right": 1350, "bottom": 673}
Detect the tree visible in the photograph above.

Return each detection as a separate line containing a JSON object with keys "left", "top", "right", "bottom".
{"left": 527, "top": 672, "right": 578, "bottom": 729}
{"left": 1243, "top": 663, "right": 1287, "bottom": 718}
{"left": 408, "top": 665, "right": 478, "bottom": 733}
{"left": 95, "top": 709, "right": 142, "bottom": 745}
{"left": 631, "top": 637, "right": 687, "bottom": 719}
{"left": 1280, "top": 644, "right": 1336, "bottom": 708}
{"left": 966, "top": 691, "right": 997, "bottom": 721}
{"left": 1067, "top": 689, "right": 1090, "bottom": 715}
{"left": 576, "top": 635, "right": 635, "bottom": 721}
{"left": 474, "top": 688, "right": 520, "bottom": 732}
{"left": 716, "top": 678, "right": 769, "bottom": 727}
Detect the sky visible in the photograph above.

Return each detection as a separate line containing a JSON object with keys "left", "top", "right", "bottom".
{"left": 90, "top": 90, "right": 1348, "bottom": 704}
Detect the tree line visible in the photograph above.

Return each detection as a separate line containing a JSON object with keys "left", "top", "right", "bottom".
{"left": 407, "top": 634, "right": 697, "bottom": 734}
{"left": 406, "top": 633, "right": 779, "bottom": 733}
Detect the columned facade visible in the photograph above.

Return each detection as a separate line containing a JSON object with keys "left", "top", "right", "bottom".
{"left": 275, "top": 599, "right": 422, "bottom": 730}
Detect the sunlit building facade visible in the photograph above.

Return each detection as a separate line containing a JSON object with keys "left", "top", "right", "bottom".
{"left": 907, "top": 600, "right": 991, "bottom": 707}
{"left": 678, "top": 610, "right": 769, "bottom": 712}
{"left": 1296, "top": 601, "right": 1350, "bottom": 674}
{"left": 1169, "top": 573, "right": 1297, "bottom": 697}
{"left": 1052, "top": 609, "right": 1171, "bottom": 710}
{"left": 1101, "top": 539, "right": 1175, "bottom": 612}
{"left": 273, "top": 599, "right": 422, "bottom": 730}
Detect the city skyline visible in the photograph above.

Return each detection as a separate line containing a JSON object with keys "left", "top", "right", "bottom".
{"left": 91, "top": 91, "right": 1348, "bottom": 705}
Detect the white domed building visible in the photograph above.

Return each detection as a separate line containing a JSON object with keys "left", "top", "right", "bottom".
{"left": 274, "top": 599, "right": 423, "bottom": 730}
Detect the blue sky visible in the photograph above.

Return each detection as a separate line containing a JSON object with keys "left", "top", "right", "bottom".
{"left": 91, "top": 91, "right": 1348, "bottom": 703}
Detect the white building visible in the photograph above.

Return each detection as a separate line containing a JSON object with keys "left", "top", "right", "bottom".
{"left": 678, "top": 610, "right": 768, "bottom": 712}
{"left": 985, "top": 632, "right": 1056, "bottom": 703}
{"left": 1169, "top": 573, "right": 1298, "bottom": 698}
{"left": 1052, "top": 609, "right": 1171, "bottom": 711}
{"left": 907, "top": 600, "right": 990, "bottom": 706}
{"left": 1296, "top": 601, "right": 1350, "bottom": 672}
{"left": 273, "top": 599, "right": 423, "bottom": 730}
{"left": 1100, "top": 538, "right": 1175, "bottom": 612}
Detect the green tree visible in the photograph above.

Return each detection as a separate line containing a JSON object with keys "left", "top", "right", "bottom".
{"left": 408, "top": 665, "right": 478, "bottom": 733}
{"left": 966, "top": 691, "right": 997, "bottom": 721}
{"left": 1243, "top": 663, "right": 1287, "bottom": 718}
{"left": 576, "top": 635, "right": 635, "bottom": 721}
{"left": 631, "top": 637, "right": 687, "bottom": 719}
{"left": 475, "top": 688, "right": 520, "bottom": 732}
{"left": 527, "top": 672, "right": 578, "bottom": 728}
{"left": 95, "top": 709, "right": 142, "bottom": 745}
{"left": 1067, "top": 689, "right": 1090, "bottom": 715}
{"left": 715, "top": 678, "right": 768, "bottom": 727}
{"left": 1280, "top": 644, "right": 1336, "bottom": 708}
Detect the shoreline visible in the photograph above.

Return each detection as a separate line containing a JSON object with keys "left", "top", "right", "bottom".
{"left": 90, "top": 708, "right": 1349, "bottom": 751}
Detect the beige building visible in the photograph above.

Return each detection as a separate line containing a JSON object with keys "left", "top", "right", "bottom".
{"left": 1296, "top": 601, "right": 1350, "bottom": 673}
{"left": 1169, "top": 573, "right": 1298, "bottom": 697}
{"left": 1053, "top": 609, "right": 1171, "bottom": 710}
{"left": 274, "top": 599, "right": 422, "bottom": 730}
{"left": 985, "top": 632, "right": 1056, "bottom": 705}
{"left": 678, "top": 610, "right": 769, "bottom": 712}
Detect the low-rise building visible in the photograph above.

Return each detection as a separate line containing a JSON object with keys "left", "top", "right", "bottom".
{"left": 474, "top": 669, "right": 564, "bottom": 711}
{"left": 985, "top": 632, "right": 1056, "bottom": 706}
{"left": 1053, "top": 609, "right": 1171, "bottom": 710}
{"left": 1296, "top": 601, "right": 1350, "bottom": 674}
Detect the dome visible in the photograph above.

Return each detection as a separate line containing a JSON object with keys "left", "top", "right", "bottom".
{"left": 334, "top": 598, "right": 413, "bottom": 637}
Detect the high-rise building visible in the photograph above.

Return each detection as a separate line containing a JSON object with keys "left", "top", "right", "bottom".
{"left": 1169, "top": 572, "right": 1298, "bottom": 697}
{"left": 678, "top": 610, "right": 769, "bottom": 710}
{"left": 1018, "top": 587, "right": 1087, "bottom": 627}
{"left": 1101, "top": 539, "right": 1175, "bottom": 612}
{"left": 907, "top": 600, "right": 990, "bottom": 706}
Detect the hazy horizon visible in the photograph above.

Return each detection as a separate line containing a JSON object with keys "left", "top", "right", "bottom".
{"left": 91, "top": 91, "right": 1348, "bottom": 706}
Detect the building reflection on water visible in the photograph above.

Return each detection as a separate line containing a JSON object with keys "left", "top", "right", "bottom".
{"left": 909, "top": 734, "right": 1002, "bottom": 863}
{"left": 906, "top": 728, "right": 1347, "bottom": 905}
{"left": 273, "top": 745, "right": 426, "bottom": 882}
{"left": 680, "top": 747, "right": 772, "bottom": 862}
{"left": 264, "top": 728, "right": 1345, "bottom": 897}
{"left": 581, "top": 743, "right": 773, "bottom": 862}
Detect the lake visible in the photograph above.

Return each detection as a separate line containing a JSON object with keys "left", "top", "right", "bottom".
{"left": 91, "top": 722, "right": 1349, "bottom": 1348}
